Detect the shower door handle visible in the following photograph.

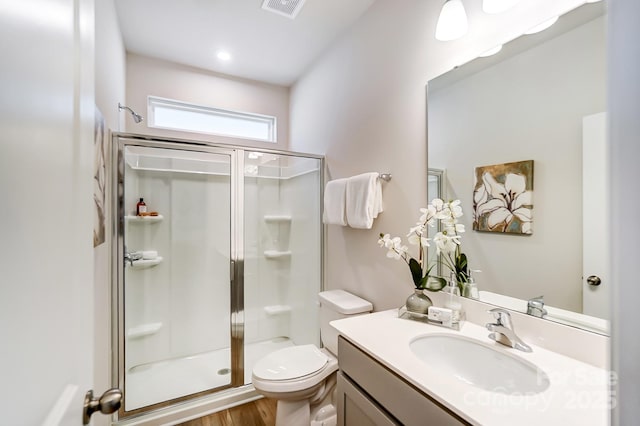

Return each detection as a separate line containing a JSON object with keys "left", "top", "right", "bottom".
{"left": 83, "top": 387, "right": 122, "bottom": 424}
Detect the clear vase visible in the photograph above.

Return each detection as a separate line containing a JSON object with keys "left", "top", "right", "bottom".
{"left": 405, "top": 289, "right": 433, "bottom": 314}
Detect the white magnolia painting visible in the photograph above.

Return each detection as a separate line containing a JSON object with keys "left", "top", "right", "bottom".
{"left": 94, "top": 108, "right": 107, "bottom": 247}
{"left": 473, "top": 160, "right": 533, "bottom": 235}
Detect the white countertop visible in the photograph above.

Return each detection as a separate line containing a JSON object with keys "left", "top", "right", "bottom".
{"left": 331, "top": 309, "right": 611, "bottom": 426}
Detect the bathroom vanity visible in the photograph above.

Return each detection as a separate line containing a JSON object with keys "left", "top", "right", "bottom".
{"left": 332, "top": 310, "right": 610, "bottom": 426}
{"left": 337, "top": 335, "right": 467, "bottom": 425}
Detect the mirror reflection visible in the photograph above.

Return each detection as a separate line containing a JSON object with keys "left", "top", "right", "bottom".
{"left": 427, "top": 2, "right": 608, "bottom": 334}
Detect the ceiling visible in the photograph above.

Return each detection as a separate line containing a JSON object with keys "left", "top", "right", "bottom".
{"left": 114, "top": 0, "right": 377, "bottom": 87}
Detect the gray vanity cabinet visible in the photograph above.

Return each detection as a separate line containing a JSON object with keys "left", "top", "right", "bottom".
{"left": 337, "top": 336, "right": 470, "bottom": 426}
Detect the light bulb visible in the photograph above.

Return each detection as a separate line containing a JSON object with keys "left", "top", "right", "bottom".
{"left": 482, "top": 0, "right": 521, "bottom": 14}
{"left": 524, "top": 16, "right": 559, "bottom": 35}
{"left": 435, "top": 0, "right": 468, "bottom": 42}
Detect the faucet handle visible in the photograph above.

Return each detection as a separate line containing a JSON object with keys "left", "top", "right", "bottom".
{"left": 488, "top": 308, "right": 512, "bottom": 326}
{"left": 528, "top": 295, "right": 544, "bottom": 305}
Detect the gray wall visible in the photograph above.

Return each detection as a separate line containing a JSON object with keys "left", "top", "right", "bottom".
{"left": 289, "top": 0, "right": 586, "bottom": 311}
{"left": 94, "top": 1, "right": 126, "bottom": 424}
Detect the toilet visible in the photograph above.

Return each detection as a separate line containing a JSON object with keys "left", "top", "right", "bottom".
{"left": 252, "top": 289, "right": 372, "bottom": 426}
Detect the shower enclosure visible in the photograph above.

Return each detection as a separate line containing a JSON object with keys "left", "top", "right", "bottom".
{"left": 111, "top": 134, "right": 323, "bottom": 419}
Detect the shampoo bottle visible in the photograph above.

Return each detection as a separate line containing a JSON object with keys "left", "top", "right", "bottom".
{"left": 136, "top": 198, "right": 147, "bottom": 216}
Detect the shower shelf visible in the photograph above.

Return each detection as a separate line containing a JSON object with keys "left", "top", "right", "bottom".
{"left": 263, "top": 250, "right": 292, "bottom": 259}
{"left": 127, "top": 322, "right": 163, "bottom": 339}
{"left": 125, "top": 214, "right": 164, "bottom": 223}
{"left": 264, "top": 215, "right": 292, "bottom": 223}
{"left": 128, "top": 257, "right": 163, "bottom": 269}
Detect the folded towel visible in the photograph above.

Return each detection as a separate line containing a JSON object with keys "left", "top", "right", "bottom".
{"left": 323, "top": 178, "right": 348, "bottom": 226}
{"left": 346, "top": 172, "right": 384, "bottom": 229}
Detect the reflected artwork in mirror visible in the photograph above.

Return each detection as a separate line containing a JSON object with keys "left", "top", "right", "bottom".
{"left": 426, "top": 2, "right": 608, "bottom": 334}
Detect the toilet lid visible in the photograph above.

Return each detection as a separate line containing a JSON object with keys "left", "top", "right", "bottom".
{"left": 253, "top": 345, "right": 328, "bottom": 381}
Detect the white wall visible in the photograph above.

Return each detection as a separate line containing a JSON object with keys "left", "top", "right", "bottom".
{"left": 290, "top": 0, "right": 585, "bottom": 311}
{"left": 428, "top": 16, "right": 606, "bottom": 312}
{"left": 94, "top": 1, "right": 126, "bottom": 423}
{"left": 126, "top": 54, "right": 290, "bottom": 150}
{"left": 609, "top": 0, "right": 640, "bottom": 423}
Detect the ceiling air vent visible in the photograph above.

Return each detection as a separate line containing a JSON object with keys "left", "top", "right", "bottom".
{"left": 261, "top": 0, "right": 308, "bottom": 19}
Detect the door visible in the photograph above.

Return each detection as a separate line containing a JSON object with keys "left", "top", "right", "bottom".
{"left": 582, "top": 112, "right": 610, "bottom": 320}
{"left": 0, "top": 0, "right": 97, "bottom": 424}
{"left": 114, "top": 140, "right": 238, "bottom": 416}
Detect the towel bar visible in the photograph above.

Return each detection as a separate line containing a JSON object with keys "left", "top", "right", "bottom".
{"left": 378, "top": 173, "right": 392, "bottom": 182}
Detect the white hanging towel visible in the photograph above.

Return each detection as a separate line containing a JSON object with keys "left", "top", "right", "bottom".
{"left": 346, "top": 172, "right": 384, "bottom": 229}
{"left": 323, "top": 178, "right": 348, "bottom": 226}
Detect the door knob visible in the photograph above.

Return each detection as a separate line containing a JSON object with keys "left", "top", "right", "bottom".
{"left": 587, "top": 275, "right": 602, "bottom": 286}
{"left": 83, "top": 388, "right": 122, "bottom": 424}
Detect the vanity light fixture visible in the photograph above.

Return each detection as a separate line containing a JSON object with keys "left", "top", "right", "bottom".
{"left": 482, "top": 0, "right": 520, "bottom": 14}
{"left": 479, "top": 44, "right": 503, "bottom": 57}
{"left": 523, "top": 16, "right": 559, "bottom": 35}
{"left": 435, "top": 0, "right": 468, "bottom": 41}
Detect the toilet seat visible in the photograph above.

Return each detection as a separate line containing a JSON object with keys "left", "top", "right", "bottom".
{"left": 253, "top": 344, "right": 328, "bottom": 381}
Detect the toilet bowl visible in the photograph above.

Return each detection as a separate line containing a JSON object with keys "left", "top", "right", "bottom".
{"left": 251, "top": 290, "right": 372, "bottom": 426}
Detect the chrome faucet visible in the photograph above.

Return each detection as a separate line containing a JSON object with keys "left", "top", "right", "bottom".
{"left": 486, "top": 308, "right": 532, "bottom": 352}
{"left": 527, "top": 296, "right": 548, "bottom": 318}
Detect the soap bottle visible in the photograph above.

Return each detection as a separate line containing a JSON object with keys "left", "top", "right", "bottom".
{"left": 444, "top": 271, "right": 462, "bottom": 323}
{"left": 464, "top": 269, "right": 480, "bottom": 300}
{"left": 136, "top": 198, "right": 147, "bottom": 216}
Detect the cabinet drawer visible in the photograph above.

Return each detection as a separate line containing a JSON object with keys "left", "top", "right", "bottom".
{"left": 337, "top": 372, "right": 399, "bottom": 426}
{"left": 338, "top": 336, "right": 469, "bottom": 426}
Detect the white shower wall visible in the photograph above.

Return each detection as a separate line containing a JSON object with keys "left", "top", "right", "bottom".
{"left": 243, "top": 165, "right": 321, "bottom": 351}
{"left": 124, "top": 169, "right": 231, "bottom": 370}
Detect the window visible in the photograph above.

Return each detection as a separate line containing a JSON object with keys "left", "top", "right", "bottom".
{"left": 148, "top": 96, "right": 277, "bottom": 142}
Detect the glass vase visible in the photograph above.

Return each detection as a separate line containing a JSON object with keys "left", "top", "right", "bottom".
{"left": 405, "top": 289, "right": 433, "bottom": 315}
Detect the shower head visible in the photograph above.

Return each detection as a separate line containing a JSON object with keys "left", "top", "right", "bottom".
{"left": 118, "top": 103, "right": 144, "bottom": 124}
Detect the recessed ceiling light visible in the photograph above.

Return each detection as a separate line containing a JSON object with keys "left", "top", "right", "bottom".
{"left": 524, "top": 16, "right": 559, "bottom": 35}
{"left": 479, "top": 45, "right": 503, "bottom": 58}
{"left": 216, "top": 51, "right": 231, "bottom": 61}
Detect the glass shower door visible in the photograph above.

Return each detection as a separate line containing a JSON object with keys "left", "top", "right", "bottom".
{"left": 116, "top": 141, "right": 236, "bottom": 414}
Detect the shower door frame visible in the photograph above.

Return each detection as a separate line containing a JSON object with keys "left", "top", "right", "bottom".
{"left": 112, "top": 135, "right": 245, "bottom": 418}
{"left": 111, "top": 133, "right": 325, "bottom": 421}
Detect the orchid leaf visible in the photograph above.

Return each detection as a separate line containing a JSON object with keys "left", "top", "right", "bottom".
{"left": 408, "top": 258, "right": 423, "bottom": 288}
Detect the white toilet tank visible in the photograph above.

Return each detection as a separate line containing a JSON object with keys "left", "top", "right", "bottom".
{"left": 318, "top": 290, "right": 372, "bottom": 355}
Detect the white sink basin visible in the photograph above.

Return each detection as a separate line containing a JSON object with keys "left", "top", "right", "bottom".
{"left": 409, "top": 334, "right": 550, "bottom": 394}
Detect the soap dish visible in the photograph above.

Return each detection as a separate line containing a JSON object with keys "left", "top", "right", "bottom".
{"left": 397, "top": 306, "right": 464, "bottom": 331}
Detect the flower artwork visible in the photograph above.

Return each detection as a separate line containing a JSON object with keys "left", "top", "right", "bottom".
{"left": 378, "top": 199, "right": 469, "bottom": 292}
{"left": 473, "top": 160, "right": 533, "bottom": 235}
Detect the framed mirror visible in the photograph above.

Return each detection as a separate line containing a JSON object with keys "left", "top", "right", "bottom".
{"left": 427, "top": 1, "right": 608, "bottom": 334}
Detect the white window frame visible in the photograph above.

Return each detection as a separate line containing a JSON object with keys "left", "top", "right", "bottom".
{"left": 147, "top": 96, "right": 277, "bottom": 142}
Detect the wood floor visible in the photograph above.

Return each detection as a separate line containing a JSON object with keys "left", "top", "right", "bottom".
{"left": 176, "top": 398, "right": 277, "bottom": 426}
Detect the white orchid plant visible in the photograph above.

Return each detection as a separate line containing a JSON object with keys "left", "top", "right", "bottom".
{"left": 378, "top": 199, "right": 469, "bottom": 292}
